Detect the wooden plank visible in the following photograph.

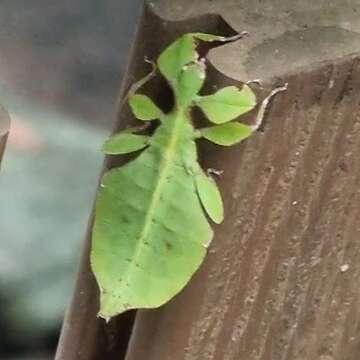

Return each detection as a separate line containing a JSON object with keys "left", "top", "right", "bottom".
{"left": 56, "top": 2, "right": 360, "bottom": 359}
{"left": 55, "top": 5, "right": 234, "bottom": 360}
{"left": 125, "top": 56, "right": 360, "bottom": 360}
{"left": 55, "top": 5, "right": 162, "bottom": 358}
{"left": 124, "top": 1, "right": 360, "bottom": 360}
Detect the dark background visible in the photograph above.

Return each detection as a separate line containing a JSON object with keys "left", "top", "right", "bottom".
{"left": 0, "top": 0, "right": 142, "bottom": 126}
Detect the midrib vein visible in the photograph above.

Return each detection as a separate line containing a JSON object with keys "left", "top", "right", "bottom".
{"left": 122, "top": 112, "right": 182, "bottom": 292}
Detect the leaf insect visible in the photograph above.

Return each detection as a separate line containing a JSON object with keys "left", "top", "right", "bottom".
{"left": 91, "top": 32, "right": 287, "bottom": 321}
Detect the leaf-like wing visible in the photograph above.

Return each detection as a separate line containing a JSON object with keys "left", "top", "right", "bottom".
{"left": 129, "top": 94, "right": 162, "bottom": 121}
{"left": 102, "top": 133, "right": 149, "bottom": 154}
{"left": 90, "top": 32, "right": 277, "bottom": 321}
{"left": 92, "top": 142, "right": 212, "bottom": 319}
{"left": 195, "top": 168, "right": 224, "bottom": 224}
{"left": 197, "top": 85, "right": 256, "bottom": 124}
{"left": 201, "top": 122, "right": 253, "bottom": 146}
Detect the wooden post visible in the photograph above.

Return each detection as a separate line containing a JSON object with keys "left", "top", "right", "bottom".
{"left": 56, "top": 2, "right": 360, "bottom": 359}
{"left": 55, "top": 6, "right": 238, "bottom": 359}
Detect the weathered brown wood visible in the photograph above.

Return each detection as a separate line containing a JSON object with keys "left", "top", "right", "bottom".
{"left": 124, "top": 1, "right": 360, "bottom": 360}
{"left": 125, "top": 57, "right": 360, "bottom": 360}
{"left": 56, "top": 1, "right": 360, "bottom": 359}
{"left": 0, "top": 106, "right": 10, "bottom": 167}
{"left": 55, "top": 5, "right": 237, "bottom": 360}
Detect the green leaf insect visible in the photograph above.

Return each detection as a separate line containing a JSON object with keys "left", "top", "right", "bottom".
{"left": 91, "top": 32, "right": 287, "bottom": 320}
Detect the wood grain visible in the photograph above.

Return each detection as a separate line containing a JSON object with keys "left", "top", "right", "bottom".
{"left": 125, "top": 56, "right": 360, "bottom": 360}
